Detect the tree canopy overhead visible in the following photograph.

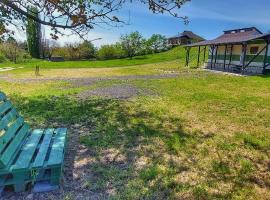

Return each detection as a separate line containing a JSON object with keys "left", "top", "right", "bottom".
{"left": 0, "top": 0, "right": 190, "bottom": 39}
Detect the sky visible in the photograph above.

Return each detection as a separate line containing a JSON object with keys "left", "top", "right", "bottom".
{"left": 13, "top": 0, "right": 270, "bottom": 47}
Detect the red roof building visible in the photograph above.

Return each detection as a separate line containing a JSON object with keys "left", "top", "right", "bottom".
{"left": 168, "top": 31, "right": 205, "bottom": 46}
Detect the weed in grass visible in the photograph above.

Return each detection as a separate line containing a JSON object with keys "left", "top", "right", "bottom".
{"left": 212, "top": 160, "right": 231, "bottom": 175}
{"left": 237, "top": 159, "right": 254, "bottom": 181}
{"left": 63, "top": 193, "right": 74, "bottom": 200}
{"left": 140, "top": 165, "right": 161, "bottom": 181}
{"left": 193, "top": 185, "right": 209, "bottom": 200}
{"left": 166, "top": 131, "right": 198, "bottom": 154}
{"left": 242, "top": 134, "right": 270, "bottom": 150}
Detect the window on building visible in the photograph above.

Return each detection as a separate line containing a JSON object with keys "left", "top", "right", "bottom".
{"left": 226, "top": 45, "right": 233, "bottom": 54}
{"left": 250, "top": 46, "right": 259, "bottom": 54}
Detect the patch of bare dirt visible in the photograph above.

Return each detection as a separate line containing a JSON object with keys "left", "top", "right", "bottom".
{"left": 77, "top": 84, "right": 156, "bottom": 100}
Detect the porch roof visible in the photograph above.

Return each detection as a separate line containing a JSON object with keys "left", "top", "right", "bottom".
{"left": 186, "top": 29, "right": 270, "bottom": 47}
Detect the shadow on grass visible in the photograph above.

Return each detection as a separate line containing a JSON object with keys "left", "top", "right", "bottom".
{"left": 8, "top": 94, "right": 195, "bottom": 199}
{"left": 8, "top": 94, "right": 264, "bottom": 199}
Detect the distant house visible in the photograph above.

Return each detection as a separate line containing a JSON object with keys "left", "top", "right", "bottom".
{"left": 185, "top": 27, "right": 270, "bottom": 74}
{"left": 168, "top": 31, "right": 205, "bottom": 46}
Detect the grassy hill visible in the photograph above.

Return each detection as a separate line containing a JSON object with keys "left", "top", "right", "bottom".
{"left": 0, "top": 46, "right": 199, "bottom": 70}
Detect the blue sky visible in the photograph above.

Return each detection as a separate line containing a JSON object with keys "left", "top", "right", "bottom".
{"left": 118, "top": 0, "right": 270, "bottom": 39}
{"left": 14, "top": 0, "right": 270, "bottom": 46}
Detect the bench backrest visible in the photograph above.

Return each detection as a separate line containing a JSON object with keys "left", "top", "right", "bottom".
{"left": 0, "top": 92, "right": 29, "bottom": 169}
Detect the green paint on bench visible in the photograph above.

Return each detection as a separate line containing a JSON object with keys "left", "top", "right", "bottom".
{"left": 13, "top": 129, "right": 44, "bottom": 171}
{"left": 0, "top": 117, "right": 24, "bottom": 153}
{"left": 0, "top": 108, "right": 18, "bottom": 130}
{"left": 0, "top": 93, "right": 6, "bottom": 101}
{"left": 47, "top": 128, "right": 67, "bottom": 167}
{"left": 1, "top": 124, "right": 29, "bottom": 168}
{"left": 0, "top": 101, "right": 13, "bottom": 116}
{"left": 32, "top": 129, "right": 54, "bottom": 168}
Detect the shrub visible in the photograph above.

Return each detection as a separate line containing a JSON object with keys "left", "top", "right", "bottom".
{"left": 0, "top": 42, "right": 27, "bottom": 63}
{"left": 52, "top": 41, "right": 96, "bottom": 60}
{"left": 97, "top": 44, "right": 124, "bottom": 60}
{"left": 0, "top": 52, "right": 6, "bottom": 63}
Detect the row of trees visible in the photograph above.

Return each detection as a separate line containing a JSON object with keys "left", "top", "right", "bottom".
{"left": 119, "top": 32, "right": 168, "bottom": 59}
{"left": 50, "top": 32, "right": 169, "bottom": 60}
{"left": 97, "top": 33, "right": 168, "bottom": 60}
{"left": 0, "top": 31, "right": 169, "bottom": 63}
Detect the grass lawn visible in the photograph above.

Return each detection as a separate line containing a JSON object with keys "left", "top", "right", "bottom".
{"left": 0, "top": 46, "right": 196, "bottom": 71}
{"left": 0, "top": 49, "right": 269, "bottom": 199}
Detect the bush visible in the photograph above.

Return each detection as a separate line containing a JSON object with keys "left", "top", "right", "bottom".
{"left": 0, "top": 42, "right": 27, "bottom": 63}
{"left": 97, "top": 44, "right": 124, "bottom": 60}
{"left": 51, "top": 41, "right": 96, "bottom": 60}
{"left": 0, "top": 52, "right": 7, "bottom": 63}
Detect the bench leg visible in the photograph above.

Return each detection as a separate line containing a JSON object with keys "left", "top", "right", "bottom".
{"left": 50, "top": 167, "right": 62, "bottom": 185}
{"left": 13, "top": 173, "right": 27, "bottom": 192}
{"left": 0, "top": 186, "right": 4, "bottom": 197}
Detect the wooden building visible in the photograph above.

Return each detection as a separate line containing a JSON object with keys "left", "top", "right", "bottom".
{"left": 185, "top": 27, "right": 270, "bottom": 74}
{"left": 168, "top": 31, "right": 205, "bottom": 46}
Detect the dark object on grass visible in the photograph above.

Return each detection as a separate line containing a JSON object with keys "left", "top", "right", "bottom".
{"left": 35, "top": 65, "right": 40, "bottom": 76}
{"left": 49, "top": 57, "right": 65, "bottom": 62}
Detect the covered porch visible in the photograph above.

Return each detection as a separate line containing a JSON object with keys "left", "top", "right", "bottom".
{"left": 184, "top": 30, "right": 270, "bottom": 75}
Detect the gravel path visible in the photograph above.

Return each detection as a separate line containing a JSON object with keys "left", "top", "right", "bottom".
{"left": 0, "top": 74, "right": 179, "bottom": 85}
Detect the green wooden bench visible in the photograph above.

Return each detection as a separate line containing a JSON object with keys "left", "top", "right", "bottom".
{"left": 0, "top": 92, "right": 68, "bottom": 194}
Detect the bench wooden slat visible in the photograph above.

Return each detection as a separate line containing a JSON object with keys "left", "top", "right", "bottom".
{"left": 1, "top": 124, "right": 29, "bottom": 168}
{"left": 0, "top": 117, "right": 24, "bottom": 153}
{"left": 0, "top": 93, "right": 6, "bottom": 102}
{"left": 0, "top": 108, "right": 18, "bottom": 130}
{"left": 13, "top": 129, "right": 44, "bottom": 171}
{"left": 0, "top": 101, "right": 12, "bottom": 116}
{"left": 32, "top": 129, "right": 54, "bottom": 169}
{"left": 47, "top": 128, "right": 67, "bottom": 167}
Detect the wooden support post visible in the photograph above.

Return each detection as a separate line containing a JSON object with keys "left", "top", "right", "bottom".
{"left": 210, "top": 46, "right": 214, "bottom": 69}
{"left": 203, "top": 46, "right": 207, "bottom": 63}
{"left": 214, "top": 45, "right": 219, "bottom": 67}
{"left": 224, "top": 45, "right": 228, "bottom": 70}
{"left": 263, "top": 40, "right": 269, "bottom": 69}
{"left": 185, "top": 47, "right": 188, "bottom": 67}
{"left": 241, "top": 43, "right": 247, "bottom": 74}
{"left": 185, "top": 47, "right": 190, "bottom": 67}
{"left": 197, "top": 46, "right": 201, "bottom": 67}
{"left": 229, "top": 45, "right": 233, "bottom": 71}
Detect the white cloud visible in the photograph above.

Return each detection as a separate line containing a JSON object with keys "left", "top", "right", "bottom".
{"left": 181, "top": 2, "right": 270, "bottom": 26}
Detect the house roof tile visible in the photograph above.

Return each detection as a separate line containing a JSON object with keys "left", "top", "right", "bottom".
{"left": 169, "top": 31, "right": 205, "bottom": 41}
{"left": 186, "top": 27, "right": 270, "bottom": 47}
